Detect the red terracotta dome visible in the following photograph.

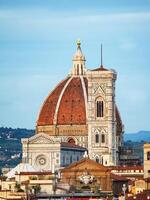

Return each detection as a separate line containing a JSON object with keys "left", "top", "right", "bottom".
{"left": 37, "top": 75, "right": 122, "bottom": 130}
{"left": 37, "top": 76, "right": 88, "bottom": 126}
{"left": 37, "top": 41, "right": 123, "bottom": 135}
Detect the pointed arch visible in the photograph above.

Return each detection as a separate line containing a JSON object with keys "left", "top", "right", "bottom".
{"left": 96, "top": 96, "right": 104, "bottom": 118}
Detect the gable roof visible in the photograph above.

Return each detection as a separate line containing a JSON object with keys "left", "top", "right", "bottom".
{"left": 61, "top": 158, "right": 109, "bottom": 172}
{"left": 22, "top": 132, "right": 61, "bottom": 144}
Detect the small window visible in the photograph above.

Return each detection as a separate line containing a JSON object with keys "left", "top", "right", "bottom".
{"left": 56, "top": 153, "right": 59, "bottom": 158}
{"left": 101, "top": 134, "right": 105, "bottom": 143}
{"left": 101, "top": 157, "right": 103, "bottom": 165}
{"left": 147, "top": 152, "right": 150, "bottom": 160}
{"left": 97, "top": 101, "right": 104, "bottom": 117}
{"left": 63, "top": 156, "right": 65, "bottom": 164}
{"left": 70, "top": 156, "right": 72, "bottom": 163}
{"left": 77, "top": 64, "right": 79, "bottom": 75}
{"left": 56, "top": 159, "right": 59, "bottom": 164}
{"left": 95, "top": 134, "right": 99, "bottom": 143}
{"left": 96, "top": 157, "right": 99, "bottom": 163}
{"left": 81, "top": 64, "right": 83, "bottom": 75}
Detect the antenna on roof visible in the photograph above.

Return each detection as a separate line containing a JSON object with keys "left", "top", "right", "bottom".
{"left": 101, "top": 44, "right": 103, "bottom": 68}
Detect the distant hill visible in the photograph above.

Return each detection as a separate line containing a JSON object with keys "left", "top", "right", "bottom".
{"left": 0, "top": 127, "right": 34, "bottom": 169}
{"left": 0, "top": 127, "right": 34, "bottom": 139}
{"left": 124, "top": 131, "right": 150, "bottom": 142}
{"left": 0, "top": 127, "right": 149, "bottom": 168}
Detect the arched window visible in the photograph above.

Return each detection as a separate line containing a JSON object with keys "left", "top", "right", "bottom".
{"left": 96, "top": 157, "right": 99, "bottom": 163}
{"left": 147, "top": 152, "right": 150, "bottom": 160}
{"left": 68, "top": 138, "right": 75, "bottom": 144}
{"left": 81, "top": 64, "right": 83, "bottom": 75}
{"left": 101, "top": 134, "right": 105, "bottom": 143}
{"left": 77, "top": 64, "right": 79, "bottom": 75}
{"left": 95, "top": 134, "right": 99, "bottom": 143}
{"left": 97, "top": 100, "right": 104, "bottom": 117}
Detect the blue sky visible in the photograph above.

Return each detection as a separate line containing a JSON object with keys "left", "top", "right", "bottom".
{"left": 0, "top": 0, "right": 150, "bottom": 133}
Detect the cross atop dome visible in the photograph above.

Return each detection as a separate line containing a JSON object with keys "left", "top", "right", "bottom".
{"left": 71, "top": 40, "right": 86, "bottom": 76}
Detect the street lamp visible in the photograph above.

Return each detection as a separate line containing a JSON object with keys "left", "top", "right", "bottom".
{"left": 122, "top": 184, "right": 127, "bottom": 200}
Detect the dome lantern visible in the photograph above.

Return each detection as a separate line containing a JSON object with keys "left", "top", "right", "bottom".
{"left": 71, "top": 40, "right": 86, "bottom": 76}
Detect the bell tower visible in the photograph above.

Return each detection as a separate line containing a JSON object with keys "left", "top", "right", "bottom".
{"left": 87, "top": 59, "right": 117, "bottom": 166}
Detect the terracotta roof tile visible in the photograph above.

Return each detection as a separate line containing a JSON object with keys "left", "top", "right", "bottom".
{"left": 37, "top": 77, "right": 87, "bottom": 126}
{"left": 37, "top": 75, "right": 122, "bottom": 137}
{"left": 61, "top": 142, "right": 86, "bottom": 150}
{"left": 110, "top": 166, "right": 143, "bottom": 170}
{"left": 127, "top": 191, "right": 150, "bottom": 200}
{"left": 37, "top": 77, "right": 69, "bottom": 126}
{"left": 91, "top": 66, "right": 108, "bottom": 71}
{"left": 111, "top": 173, "right": 128, "bottom": 181}
{"left": 57, "top": 77, "right": 86, "bottom": 125}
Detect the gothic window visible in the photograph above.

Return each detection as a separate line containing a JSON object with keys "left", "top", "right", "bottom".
{"left": 95, "top": 134, "right": 99, "bottom": 143}
{"left": 147, "top": 152, "right": 150, "bottom": 160}
{"left": 96, "top": 100, "right": 104, "bottom": 117}
{"left": 101, "top": 134, "right": 105, "bottom": 143}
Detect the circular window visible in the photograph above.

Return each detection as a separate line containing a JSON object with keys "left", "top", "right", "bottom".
{"left": 36, "top": 155, "right": 47, "bottom": 167}
{"left": 38, "top": 157, "right": 46, "bottom": 165}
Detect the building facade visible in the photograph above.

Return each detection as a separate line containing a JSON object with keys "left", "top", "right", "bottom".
{"left": 144, "top": 143, "right": 150, "bottom": 179}
{"left": 22, "top": 133, "right": 86, "bottom": 171}
{"left": 22, "top": 41, "right": 123, "bottom": 169}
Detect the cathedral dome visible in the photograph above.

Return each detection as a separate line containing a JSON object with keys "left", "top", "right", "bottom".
{"left": 37, "top": 75, "right": 123, "bottom": 133}
{"left": 36, "top": 41, "right": 123, "bottom": 142}
{"left": 37, "top": 76, "right": 88, "bottom": 126}
{"left": 23, "top": 41, "right": 124, "bottom": 169}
